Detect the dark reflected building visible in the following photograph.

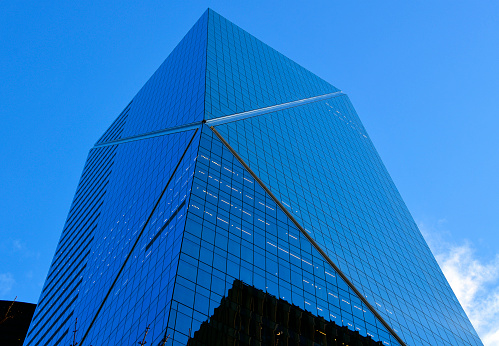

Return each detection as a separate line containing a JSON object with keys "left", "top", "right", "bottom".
{"left": 0, "top": 300, "right": 36, "bottom": 346}
{"left": 191, "top": 279, "right": 383, "bottom": 346}
{"left": 24, "top": 8, "right": 482, "bottom": 346}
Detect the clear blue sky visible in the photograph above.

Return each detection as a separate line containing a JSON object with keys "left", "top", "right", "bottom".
{"left": 1, "top": 0, "right": 498, "bottom": 341}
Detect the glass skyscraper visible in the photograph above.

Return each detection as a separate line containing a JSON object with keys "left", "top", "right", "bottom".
{"left": 24, "top": 9, "right": 482, "bottom": 346}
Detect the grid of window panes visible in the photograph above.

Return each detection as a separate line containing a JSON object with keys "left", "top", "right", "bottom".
{"left": 213, "top": 96, "right": 482, "bottom": 346}
{"left": 24, "top": 129, "right": 200, "bottom": 346}
{"left": 96, "top": 10, "right": 208, "bottom": 144}
{"left": 23, "top": 144, "right": 117, "bottom": 346}
{"left": 24, "top": 8, "right": 483, "bottom": 346}
{"left": 74, "top": 130, "right": 200, "bottom": 346}
{"left": 162, "top": 126, "right": 400, "bottom": 346}
{"left": 204, "top": 10, "right": 339, "bottom": 120}
{"left": 25, "top": 10, "right": 209, "bottom": 345}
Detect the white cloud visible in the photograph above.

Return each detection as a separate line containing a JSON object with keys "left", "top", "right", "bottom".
{"left": 12, "top": 239, "right": 24, "bottom": 251}
{"left": 1, "top": 238, "right": 41, "bottom": 259}
{"left": 421, "top": 223, "right": 499, "bottom": 346}
{"left": 0, "top": 273, "right": 15, "bottom": 297}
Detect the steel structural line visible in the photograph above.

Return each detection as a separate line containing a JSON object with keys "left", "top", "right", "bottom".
{"left": 94, "top": 122, "right": 203, "bottom": 148}
{"left": 94, "top": 91, "right": 344, "bottom": 148}
{"left": 205, "top": 91, "right": 344, "bottom": 126}
{"left": 209, "top": 125, "right": 407, "bottom": 346}
{"left": 80, "top": 128, "right": 199, "bottom": 345}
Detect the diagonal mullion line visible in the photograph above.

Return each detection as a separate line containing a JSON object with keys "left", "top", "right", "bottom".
{"left": 94, "top": 122, "right": 203, "bottom": 148}
{"left": 209, "top": 125, "right": 407, "bottom": 346}
{"left": 80, "top": 128, "right": 199, "bottom": 345}
{"left": 205, "top": 91, "right": 344, "bottom": 126}
{"left": 145, "top": 199, "right": 186, "bottom": 251}
{"left": 95, "top": 91, "right": 344, "bottom": 148}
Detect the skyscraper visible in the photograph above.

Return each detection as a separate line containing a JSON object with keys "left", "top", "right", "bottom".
{"left": 24, "top": 9, "right": 482, "bottom": 346}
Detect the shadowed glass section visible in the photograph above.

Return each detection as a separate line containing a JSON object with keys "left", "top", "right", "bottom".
{"left": 213, "top": 97, "right": 482, "bottom": 346}
{"left": 189, "top": 280, "right": 386, "bottom": 345}
{"left": 26, "top": 129, "right": 200, "bottom": 346}
{"left": 23, "top": 144, "right": 118, "bottom": 346}
{"left": 75, "top": 130, "right": 200, "bottom": 346}
{"left": 96, "top": 11, "right": 208, "bottom": 143}
{"left": 162, "top": 126, "right": 400, "bottom": 346}
{"left": 204, "top": 9, "right": 339, "bottom": 120}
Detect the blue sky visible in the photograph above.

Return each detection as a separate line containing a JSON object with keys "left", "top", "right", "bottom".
{"left": 1, "top": 0, "right": 498, "bottom": 343}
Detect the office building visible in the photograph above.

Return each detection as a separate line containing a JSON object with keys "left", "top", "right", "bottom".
{"left": 0, "top": 300, "right": 36, "bottom": 346}
{"left": 24, "top": 9, "right": 482, "bottom": 346}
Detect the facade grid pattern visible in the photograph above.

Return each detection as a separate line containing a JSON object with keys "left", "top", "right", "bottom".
{"left": 24, "top": 8, "right": 482, "bottom": 346}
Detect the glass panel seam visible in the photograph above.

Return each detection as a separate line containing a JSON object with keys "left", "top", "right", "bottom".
{"left": 95, "top": 92, "right": 344, "bottom": 149}
{"left": 209, "top": 124, "right": 407, "bottom": 346}
{"left": 94, "top": 122, "right": 203, "bottom": 148}
{"left": 205, "top": 91, "right": 344, "bottom": 126}
{"left": 79, "top": 128, "right": 200, "bottom": 345}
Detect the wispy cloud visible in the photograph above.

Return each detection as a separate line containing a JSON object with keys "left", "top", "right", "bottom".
{"left": 421, "top": 223, "right": 499, "bottom": 346}
{"left": 12, "top": 239, "right": 24, "bottom": 251}
{"left": 0, "top": 238, "right": 40, "bottom": 259}
{"left": 0, "top": 273, "right": 15, "bottom": 297}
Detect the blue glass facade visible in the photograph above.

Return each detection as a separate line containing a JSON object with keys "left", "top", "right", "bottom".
{"left": 25, "top": 8, "right": 482, "bottom": 346}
